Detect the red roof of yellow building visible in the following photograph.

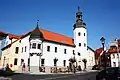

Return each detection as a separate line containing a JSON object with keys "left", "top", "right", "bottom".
{"left": 8, "top": 34, "right": 20, "bottom": 39}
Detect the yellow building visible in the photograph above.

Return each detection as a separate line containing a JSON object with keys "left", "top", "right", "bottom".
{"left": 1, "top": 39, "right": 20, "bottom": 71}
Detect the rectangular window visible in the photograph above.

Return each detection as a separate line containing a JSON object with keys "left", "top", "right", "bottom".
{"left": 21, "top": 47, "right": 23, "bottom": 53}
{"left": 78, "top": 52, "right": 81, "bottom": 56}
{"left": 25, "top": 46, "right": 27, "bottom": 52}
{"left": 47, "top": 46, "right": 50, "bottom": 52}
{"left": 73, "top": 50, "right": 75, "bottom": 55}
{"left": 79, "top": 43, "right": 81, "bottom": 47}
{"left": 32, "top": 43, "right": 36, "bottom": 49}
{"left": 55, "top": 47, "right": 57, "bottom": 53}
{"left": 78, "top": 32, "right": 81, "bottom": 36}
{"left": 41, "top": 59, "right": 45, "bottom": 66}
{"left": 15, "top": 47, "right": 19, "bottom": 53}
{"left": 38, "top": 44, "right": 41, "bottom": 49}
{"left": 84, "top": 33, "right": 85, "bottom": 36}
{"left": 84, "top": 43, "right": 86, "bottom": 47}
{"left": 14, "top": 58, "right": 18, "bottom": 65}
{"left": 64, "top": 49, "right": 66, "bottom": 54}
{"left": 63, "top": 60, "right": 66, "bottom": 67}
{"left": 28, "top": 58, "right": 30, "bottom": 66}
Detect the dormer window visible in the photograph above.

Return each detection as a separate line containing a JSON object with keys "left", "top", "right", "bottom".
{"left": 32, "top": 43, "right": 36, "bottom": 49}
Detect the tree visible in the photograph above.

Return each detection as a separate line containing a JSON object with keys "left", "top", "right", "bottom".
{"left": 82, "top": 59, "right": 87, "bottom": 70}
{"left": 69, "top": 58, "right": 76, "bottom": 63}
{"left": 69, "top": 57, "right": 76, "bottom": 73}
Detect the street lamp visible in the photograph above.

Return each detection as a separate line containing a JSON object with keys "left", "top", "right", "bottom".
{"left": 100, "top": 37, "right": 106, "bottom": 69}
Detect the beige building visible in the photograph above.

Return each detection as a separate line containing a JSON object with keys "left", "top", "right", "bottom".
{"left": 1, "top": 40, "right": 20, "bottom": 71}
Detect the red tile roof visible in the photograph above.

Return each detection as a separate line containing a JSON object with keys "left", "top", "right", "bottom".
{"left": 108, "top": 47, "right": 120, "bottom": 53}
{"left": 39, "top": 28, "right": 74, "bottom": 46}
{"left": 95, "top": 48, "right": 108, "bottom": 55}
{"left": 0, "top": 30, "right": 20, "bottom": 39}
{"left": 20, "top": 28, "right": 75, "bottom": 46}
{"left": 95, "top": 48, "right": 103, "bottom": 55}
{"left": 8, "top": 34, "right": 20, "bottom": 39}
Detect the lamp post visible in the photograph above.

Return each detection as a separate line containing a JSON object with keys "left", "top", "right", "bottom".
{"left": 100, "top": 37, "right": 106, "bottom": 69}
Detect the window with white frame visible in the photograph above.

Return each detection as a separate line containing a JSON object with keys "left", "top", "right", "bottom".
{"left": 55, "top": 47, "right": 57, "bottom": 53}
{"left": 63, "top": 60, "right": 66, "bottom": 67}
{"left": 25, "top": 46, "right": 27, "bottom": 52}
{"left": 47, "top": 46, "right": 50, "bottom": 52}
{"left": 15, "top": 47, "right": 19, "bottom": 53}
{"left": 41, "top": 59, "right": 45, "bottom": 66}
{"left": 78, "top": 32, "right": 81, "bottom": 36}
{"left": 21, "top": 47, "right": 23, "bottom": 53}
{"left": 64, "top": 49, "right": 67, "bottom": 54}
{"left": 14, "top": 58, "right": 18, "bottom": 65}
{"left": 32, "top": 43, "right": 36, "bottom": 49}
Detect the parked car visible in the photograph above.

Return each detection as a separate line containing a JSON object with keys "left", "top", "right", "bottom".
{"left": 96, "top": 67, "right": 120, "bottom": 80}
{"left": 0, "top": 68, "right": 15, "bottom": 77}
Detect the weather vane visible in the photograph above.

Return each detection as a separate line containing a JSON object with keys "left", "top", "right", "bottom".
{"left": 37, "top": 20, "right": 39, "bottom": 27}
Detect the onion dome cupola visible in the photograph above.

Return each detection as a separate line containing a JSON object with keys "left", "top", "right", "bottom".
{"left": 29, "top": 20, "right": 44, "bottom": 40}
{"left": 73, "top": 6, "right": 86, "bottom": 29}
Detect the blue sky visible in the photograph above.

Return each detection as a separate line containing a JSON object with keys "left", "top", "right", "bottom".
{"left": 0, "top": 0, "right": 120, "bottom": 50}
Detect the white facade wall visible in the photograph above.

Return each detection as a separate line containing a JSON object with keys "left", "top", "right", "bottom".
{"left": 74, "top": 28, "right": 87, "bottom": 59}
{"left": 74, "top": 27, "right": 88, "bottom": 70}
{"left": 111, "top": 53, "right": 119, "bottom": 67}
{"left": 19, "top": 35, "right": 30, "bottom": 66}
{"left": 42, "top": 41, "right": 74, "bottom": 67}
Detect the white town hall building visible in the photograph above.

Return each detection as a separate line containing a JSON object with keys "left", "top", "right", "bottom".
{"left": 0, "top": 9, "right": 95, "bottom": 73}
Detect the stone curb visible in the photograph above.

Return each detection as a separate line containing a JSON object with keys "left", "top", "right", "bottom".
{"left": 15, "top": 70, "right": 98, "bottom": 75}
